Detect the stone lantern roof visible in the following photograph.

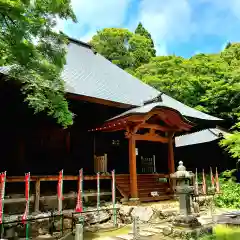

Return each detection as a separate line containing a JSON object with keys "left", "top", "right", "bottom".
{"left": 170, "top": 161, "right": 194, "bottom": 179}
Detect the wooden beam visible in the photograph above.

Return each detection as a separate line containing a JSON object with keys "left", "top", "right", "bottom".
{"left": 3, "top": 192, "right": 112, "bottom": 204}
{"left": 168, "top": 132, "right": 175, "bottom": 173}
{"left": 6, "top": 175, "right": 112, "bottom": 183}
{"left": 126, "top": 133, "right": 168, "bottom": 143}
{"left": 138, "top": 123, "right": 178, "bottom": 132}
{"left": 129, "top": 136, "right": 138, "bottom": 198}
{"left": 34, "top": 179, "right": 41, "bottom": 212}
{"left": 66, "top": 93, "right": 132, "bottom": 108}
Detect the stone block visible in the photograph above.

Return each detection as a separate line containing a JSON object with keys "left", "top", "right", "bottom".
{"left": 131, "top": 206, "right": 153, "bottom": 222}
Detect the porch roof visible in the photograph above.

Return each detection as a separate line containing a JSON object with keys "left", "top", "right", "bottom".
{"left": 175, "top": 127, "right": 230, "bottom": 147}
{"left": 91, "top": 103, "right": 194, "bottom": 133}
{"left": 107, "top": 95, "right": 222, "bottom": 122}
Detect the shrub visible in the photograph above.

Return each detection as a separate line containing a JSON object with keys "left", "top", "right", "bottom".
{"left": 200, "top": 225, "right": 240, "bottom": 240}
{"left": 214, "top": 225, "right": 240, "bottom": 240}
{"left": 214, "top": 170, "right": 240, "bottom": 209}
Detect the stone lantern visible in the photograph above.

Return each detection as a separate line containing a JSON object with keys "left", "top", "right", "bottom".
{"left": 170, "top": 161, "right": 201, "bottom": 228}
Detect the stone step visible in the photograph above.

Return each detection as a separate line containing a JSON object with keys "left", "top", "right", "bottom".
{"left": 102, "top": 238, "right": 127, "bottom": 240}
{"left": 128, "top": 231, "right": 154, "bottom": 237}
{"left": 115, "top": 235, "right": 133, "bottom": 240}
{"left": 151, "top": 223, "right": 171, "bottom": 229}
{"left": 141, "top": 227, "right": 163, "bottom": 234}
{"left": 98, "top": 237, "right": 124, "bottom": 240}
{"left": 139, "top": 232, "right": 154, "bottom": 237}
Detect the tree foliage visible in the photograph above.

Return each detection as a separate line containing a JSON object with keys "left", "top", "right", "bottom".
{"left": 89, "top": 27, "right": 240, "bottom": 159}
{"left": 135, "top": 44, "right": 240, "bottom": 158}
{"left": 221, "top": 121, "right": 240, "bottom": 159}
{"left": 135, "top": 52, "right": 240, "bottom": 121}
{"left": 0, "top": 0, "right": 76, "bottom": 127}
{"left": 90, "top": 27, "right": 155, "bottom": 69}
{"left": 214, "top": 170, "right": 240, "bottom": 209}
{"left": 135, "top": 22, "right": 156, "bottom": 57}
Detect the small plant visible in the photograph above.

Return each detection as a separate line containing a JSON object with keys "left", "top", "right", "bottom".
{"left": 200, "top": 225, "right": 240, "bottom": 240}
{"left": 221, "top": 169, "right": 237, "bottom": 182}
{"left": 214, "top": 225, "right": 240, "bottom": 240}
{"left": 200, "top": 234, "right": 216, "bottom": 240}
{"left": 214, "top": 170, "right": 240, "bottom": 209}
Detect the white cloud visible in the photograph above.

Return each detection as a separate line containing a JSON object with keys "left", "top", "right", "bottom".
{"left": 57, "top": 0, "right": 240, "bottom": 55}
{"left": 58, "top": 0, "right": 132, "bottom": 41}
{"left": 53, "top": 17, "right": 65, "bottom": 33}
{"left": 135, "top": 0, "right": 240, "bottom": 55}
{"left": 71, "top": 0, "right": 131, "bottom": 28}
{"left": 155, "top": 43, "right": 168, "bottom": 56}
{"left": 137, "top": 0, "right": 193, "bottom": 56}
{"left": 80, "top": 31, "right": 96, "bottom": 43}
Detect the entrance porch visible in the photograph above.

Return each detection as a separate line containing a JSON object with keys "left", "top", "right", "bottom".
{"left": 92, "top": 101, "right": 194, "bottom": 202}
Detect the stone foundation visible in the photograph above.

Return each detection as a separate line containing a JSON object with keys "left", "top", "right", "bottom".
{"left": 163, "top": 224, "right": 213, "bottom": 239}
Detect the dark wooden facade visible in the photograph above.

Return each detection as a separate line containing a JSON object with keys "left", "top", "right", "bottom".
{"left": 0, "top": 36, "right": 224, "bottom": 205}
{"left": 0, "top": 77, "right": 190, "bottom": 203}
{"left": 0, "top": 84, "right": 165, "bottom": 202}
{"left": 0, "top": 79, "right": 121, "bottom": 174}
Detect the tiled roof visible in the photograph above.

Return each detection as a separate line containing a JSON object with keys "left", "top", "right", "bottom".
{"left": 0, "top": 38, "right": 222, "bottom": 121}
{"left": 62, "top": 40, "right": 160, "bottom": 106}
{"left": 107, "top": 95, "right": 222, "bottom": 121}
{"left": 175, "top": 128, "right": 230, "bottom": 147}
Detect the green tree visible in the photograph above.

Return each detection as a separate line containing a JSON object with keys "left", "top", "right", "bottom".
{"left": 135, "top": 22, "right": 156, "bottom": 57}
{"left": 221, "top": 120, "right": 240, "bottom": 159}
{"left": 90, "top": 28, "right": 133, "bottom": 69}
{"left": 128, "top": 33, "right": 153, "bottom": 69}
{"left": 135, "top": 44, "right": 240, "bottom": 159}
{"left": 136, "top": 51, "right": 240, "bottom": 121}
{"left": 90, "top": 27, "right": 154, "bottom": 69}
{"left": 135, "top": 54, "right": 220, "bottom": 110}
{"left": 0, "top": 0, "right": 76, "bottom": 127}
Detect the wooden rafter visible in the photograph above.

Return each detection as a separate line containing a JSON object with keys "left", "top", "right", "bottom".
{"left": 125, "top": 131, "right": 168, "bottom": 143}
{"left": 133, "top": 134, "right": 168, "bottom": 143}
{"left": 137, "top": 123, "right": 178, "bottom": 132}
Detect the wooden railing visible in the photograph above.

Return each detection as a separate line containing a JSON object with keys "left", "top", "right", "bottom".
{"left": 5, "top": 175, "right": 112, "bottom": 212}
{"left": 5, "top": 173, "right": 173, "bottom": 211}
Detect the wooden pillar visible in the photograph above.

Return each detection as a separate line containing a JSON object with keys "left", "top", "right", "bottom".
{"left": 168, "top": 132, "right": 175, "bottom": 174}
{"left": 34, "top": 179, "right": 41, "bottom": 212}
{"left": 129, "top": 136, "right": 138, "bottom": 198}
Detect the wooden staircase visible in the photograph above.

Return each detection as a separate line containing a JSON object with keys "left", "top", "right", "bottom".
{"left": 116, "top": 174, "right": 172, "bottom": 202}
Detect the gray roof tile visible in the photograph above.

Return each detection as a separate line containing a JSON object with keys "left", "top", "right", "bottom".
{"left": 108, "top": 96, "right": 222, "bottom": 121}
{"left": 175, "top": 128, "right": 230, "bottom": 147}
{"left": 62, "top": 41, "right": 160, "bottom": 106}
{"left": 0, "top": 38, "right": 222, "bottom": 122}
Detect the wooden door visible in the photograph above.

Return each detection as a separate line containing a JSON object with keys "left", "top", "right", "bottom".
{"left": 140, "top": 155, "right": 156, "bottom": 173}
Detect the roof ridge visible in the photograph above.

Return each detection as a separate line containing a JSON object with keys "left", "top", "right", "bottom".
{"left": 208, "top": 128, "right": 220, "bottom": 137}
{"left": 67, "top": 37, "right": 92, "bottom": 49}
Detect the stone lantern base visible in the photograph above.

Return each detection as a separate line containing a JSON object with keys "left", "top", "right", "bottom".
{"left": 173, "top": 215, "right": 201, "bottom": 228}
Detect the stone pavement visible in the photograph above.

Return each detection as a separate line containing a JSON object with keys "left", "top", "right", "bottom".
{"left": 91, "top": 223, "right": 170, "bottom": 240}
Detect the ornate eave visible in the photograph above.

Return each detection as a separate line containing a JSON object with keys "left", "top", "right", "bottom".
{"left": 90, "top": 106, "right": 194, "bottom": 143}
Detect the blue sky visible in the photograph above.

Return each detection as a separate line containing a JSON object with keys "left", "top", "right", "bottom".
{"left": 57, "top": 0, "right": 240, "bottom": 58}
